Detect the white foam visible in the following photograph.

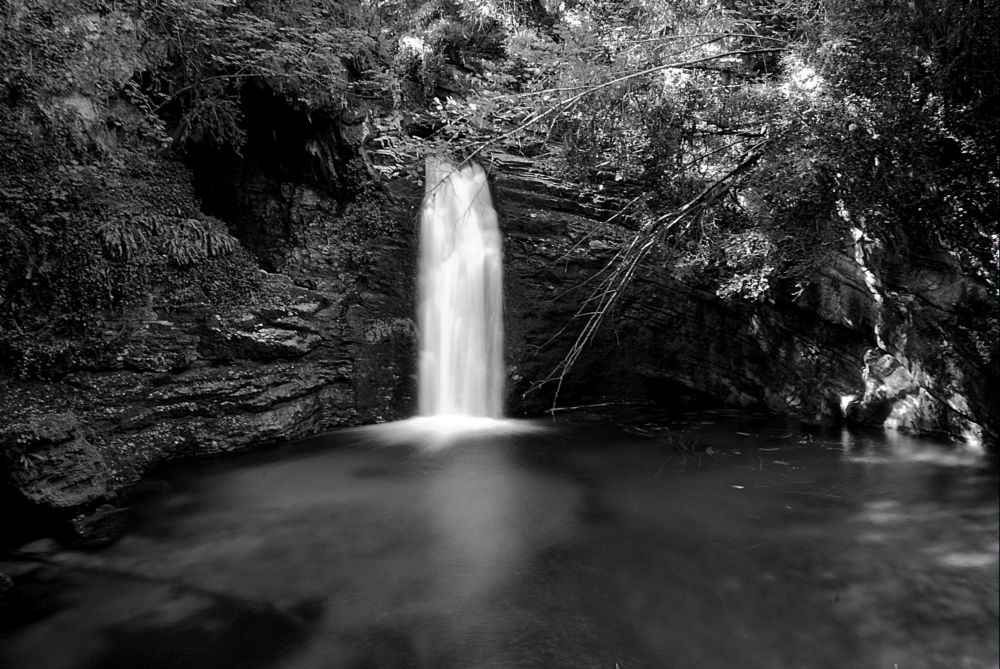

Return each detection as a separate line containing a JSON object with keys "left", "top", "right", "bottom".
{"left": 350, "top": 416, "right": 545, "bottom": 451}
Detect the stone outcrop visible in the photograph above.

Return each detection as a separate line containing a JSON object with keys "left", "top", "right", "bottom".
{"left": 0, "top": 75, "right": 425, "bottom": 538}
{"left": 495, "top": 161, "right": 997, "bottom": 450}
{"left": 0, "top": 413, "right": 110, "bottom": 511}
{"left": 0, "top": 186, "right": 418, "bottom": 534}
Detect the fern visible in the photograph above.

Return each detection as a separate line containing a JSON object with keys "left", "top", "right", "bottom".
{"left": 98, "top": 218, "right": 153, "bottom": 259}
{"left": 98, "top": 216, "right": 239, "bottom": 266}
{"left": 159, "top": 217, "right": 240, "bottom": 266}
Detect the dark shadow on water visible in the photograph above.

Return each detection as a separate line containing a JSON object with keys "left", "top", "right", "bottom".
{"left": 84, "top": 589, "right": 314, "bottom": 669}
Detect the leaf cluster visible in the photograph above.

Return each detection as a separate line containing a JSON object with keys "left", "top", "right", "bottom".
{"left": 99, "top": 216, "right": 238, "bottom": 266}
{"left": 398, "top": 0, "right": 996, "bottom": 399}
{"left": 137, "top": 0, "right": 392, "bottom": 150}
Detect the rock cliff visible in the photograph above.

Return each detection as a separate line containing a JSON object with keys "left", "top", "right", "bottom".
{"left": 2, "top": 93, "right": 995, "bottom": 548}
{"left": 3, "top": 137, "right": 995, "bottom": 545}
{"left": 1, "top": 111, "right": 420, "bottom": 540}
{"left": 495, "top": 157, "right": 996, "bottom": 450}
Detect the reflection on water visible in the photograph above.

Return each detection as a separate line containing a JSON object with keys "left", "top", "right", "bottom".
{"left": 1, "top": 414, "right": 997, "bottom": 669}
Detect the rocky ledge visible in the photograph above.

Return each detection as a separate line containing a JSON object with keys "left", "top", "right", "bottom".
{"left": 0, "top": 268, "right": 416, "bottom": 545}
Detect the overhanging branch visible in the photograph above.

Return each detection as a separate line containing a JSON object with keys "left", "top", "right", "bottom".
{"left": 533, "top": 138, "right": 770, "bottom": 408}
{"left": 457, "top": 47, "right": 786, "bottom": 168}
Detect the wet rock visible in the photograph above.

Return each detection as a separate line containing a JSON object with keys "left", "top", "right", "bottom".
{"left": 1, "top": 413, "right": 110, "bottom": 511}
{"left": 199, "top": 280, "right": 329, "bottom": 362}
{"left": 202, "top": 326, "right": 322, "bottom": 361}
{"left": 843, "top": 350, "right": 916, "bottom": 426}
{"left": 0, "top": 240, "right": 415, "bottom": 508}
{"left": 0, "top": 570, "right": 11, "bottom": 594}
{"left": 9, "top": 412, "right": 78, "bottom": 445}
{"left": 64, "top": 504, "right": 129, "bottom": 548}
{"left": 0, "top": 98, "right": 411, "bottom": 528}
{"left": 117, "top": 321, "right": 200, "bottom": 372}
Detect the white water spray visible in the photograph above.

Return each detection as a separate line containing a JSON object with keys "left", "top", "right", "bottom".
{"left": 418, "top": 158, "right": 505, "bottom": 418}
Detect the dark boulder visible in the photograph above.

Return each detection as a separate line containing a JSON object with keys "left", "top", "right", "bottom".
{"left": 0, "top": 413, "right": 110, "bottom": 512}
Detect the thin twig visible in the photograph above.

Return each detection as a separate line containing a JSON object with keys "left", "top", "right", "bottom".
{"left": 535, "top": 139, "right": 770, "bottom": 407}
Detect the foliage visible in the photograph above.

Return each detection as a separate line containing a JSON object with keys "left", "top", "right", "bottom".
{"left": 0, "top": 0, "right": 170, "bottom": 147}
{"left": 99, "top": 216, "right": 238, "bottom": 266}
{"left": 0, "top": 103, "right": 249, "bottom": 378}
{"left": 374, "top": 0, "right": 996, "bottom": 287}
{"left": 1, "top": 0, "right": 397, "bottom": 151}
{"left": 0, "top": 0, "right": 281, "bottom": 378}
{"left": 135, "top": 0, "right": 393, "bottom": 150}
{"left": 1, "top": 0, "right": 996, "bottom": 388}
{"left": 361, "top": 0, "right": 998, "bottom": 395}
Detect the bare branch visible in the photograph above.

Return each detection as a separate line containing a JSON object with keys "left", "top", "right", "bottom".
{"left": 456, "top": 48, "right": 784, "bottom": 170}
{"left": 533, "top": 139, "right": 770, "bottom": 408}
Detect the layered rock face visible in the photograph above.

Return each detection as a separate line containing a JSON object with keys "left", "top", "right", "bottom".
{"left": 1, "top": 157, "right": 419, "bottom": 537}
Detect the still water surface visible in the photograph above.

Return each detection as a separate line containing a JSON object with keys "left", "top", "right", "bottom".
{"left": 1, "top": 412, "right": 997, "bottom": 668}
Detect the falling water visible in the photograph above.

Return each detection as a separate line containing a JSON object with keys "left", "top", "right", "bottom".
{"left": 418, "top": 157, "right": 505, "bottom": 418}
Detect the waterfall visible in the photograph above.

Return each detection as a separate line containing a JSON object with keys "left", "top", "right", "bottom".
{"left": 351, "top": 158, "right": 538, "bottom": 447}
{"left": 418, "top": 158, "right": 505, "bottom": 418}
